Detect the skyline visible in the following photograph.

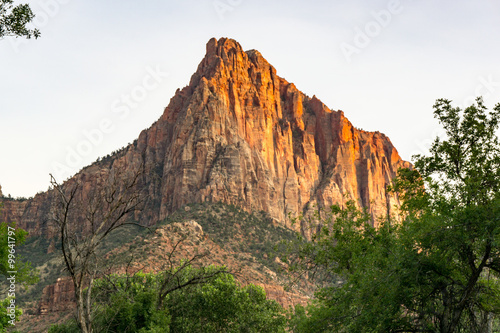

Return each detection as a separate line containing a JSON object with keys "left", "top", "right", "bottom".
{"left": 1, "top": 0, "right": 500, "bottom": 198}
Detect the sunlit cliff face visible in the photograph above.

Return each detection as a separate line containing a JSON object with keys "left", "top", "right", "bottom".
{"left": 138, "top": 37, "right": 411, "bottom": 230}
{"left": 1, "top": 37, "right": 411, "bottom": 237}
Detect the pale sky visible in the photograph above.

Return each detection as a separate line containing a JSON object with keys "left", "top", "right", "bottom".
{"left": 1, "top": 0, "right": 499, "bottom": 198}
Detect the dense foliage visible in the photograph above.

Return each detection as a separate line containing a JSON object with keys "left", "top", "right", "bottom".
{"left": 0, "top": 0, "right": 39, "bottom": 39}
{"left": 49, "top": 267, "right": 287, "bottom": 333}
{"left": 286, "top": 97, "right": 500, "bottom": 332}
{"left": 0, "top": 221, "right": 38, "bottom": 285}
{"left": 0, "top": 215, "right": 39, "bottom": 331}
{"left": 168, "top": 272, "right": 286, "bottom": 332}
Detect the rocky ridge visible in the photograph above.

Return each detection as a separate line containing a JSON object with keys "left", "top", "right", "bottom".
{"left": 1, "top": 37, "right": 410, "bottom": 237}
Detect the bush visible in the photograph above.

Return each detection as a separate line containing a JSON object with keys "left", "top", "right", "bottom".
{"left": 51, "top": 267, "right": 286, "bottom": 333}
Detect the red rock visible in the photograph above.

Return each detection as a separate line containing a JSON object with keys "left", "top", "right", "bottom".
{"left": 38, "top": 277, "right": 75, "bottom": 314}
{"left": 1, "top": 37, "right": 411, "bottom": 237}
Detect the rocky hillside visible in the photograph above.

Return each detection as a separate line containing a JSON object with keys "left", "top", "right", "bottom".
{"left": 1, "top": 37, "right": 411, "bottom": 237}
{"left": 17, "top": 202, "right": 311, "bottom": 333}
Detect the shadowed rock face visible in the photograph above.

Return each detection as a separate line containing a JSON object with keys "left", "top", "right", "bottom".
{"left": 1, "top": 37, "right": 410, "bottom": 236}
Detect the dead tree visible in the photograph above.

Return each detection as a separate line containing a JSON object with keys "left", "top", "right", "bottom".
{"left": 50, "top": 166, "right": 146, "bottom": 333}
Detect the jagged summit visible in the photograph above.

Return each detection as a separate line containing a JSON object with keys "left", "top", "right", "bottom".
{"left": 2, "top": 37, "right": 410, "bottom": 237}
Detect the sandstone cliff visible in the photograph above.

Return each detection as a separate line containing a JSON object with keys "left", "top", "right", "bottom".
{"left": 1, "top": 37, "right": 410, "bottom": 236}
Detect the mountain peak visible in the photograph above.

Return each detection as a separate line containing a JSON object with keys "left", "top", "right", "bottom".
{"left": 2, "top": 38, "right": 410, "bottom": 238}
{"left": 189, "top": 37, "right": 275, "bottom": 91}
{"left": 206, "top": 37, "right": 243, "bottom": 57}
{"left": 151, "top": 38, "right": 410, "bottom": 228}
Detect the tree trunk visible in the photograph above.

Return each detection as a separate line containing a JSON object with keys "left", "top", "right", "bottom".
{"left": 485, "top": 312, "right": 493, "bottom": 333}
{"left": 76, "top": 285, "right": 90, "bottom": 333}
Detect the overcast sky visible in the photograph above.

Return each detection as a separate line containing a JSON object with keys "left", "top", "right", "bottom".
{"left": 1, "top": 0, "right": 499, "bottom": 198}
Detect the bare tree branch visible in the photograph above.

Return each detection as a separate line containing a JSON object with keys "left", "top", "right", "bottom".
{"left": 49, "top": 164, "right": 146, "bottom": 333}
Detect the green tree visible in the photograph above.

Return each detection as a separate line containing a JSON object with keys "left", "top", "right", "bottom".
{"left": 401, "top": 97, "right": 500, "bottom": 332}
{"left": 90, "top": 271, "right": 170, "bottom": 333}
{"left": 49, "top": 271, "right": 170, "bottom": 333}
{"left": 0, "top": 297, "right": 22, "bottom": 332}
{"left": 286, "top": 97, "right": 500, "bottom": 332}
{"left": 168, "top": 273, "right": 286, "bottom": 332}
{"left": 0, "top": 0, "right": 40, "bottom": 39}
{"left": 286, "top": 203, "right": 412, "bottom": 332}
{"left": 50, "top": 267, "right": 287, "bottom": 333}
{"left": 0, "top": 221, "right": 38, "bottom": 285}
{"left": 0, "top": 208, "right": 39, "bottom": 331}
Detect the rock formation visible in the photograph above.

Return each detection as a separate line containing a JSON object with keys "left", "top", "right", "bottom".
{"left": 38, "top": 277, "right": 75, "bottom": 315}
{"left": 1, "top": 37, "right": 411, "bottom": 236}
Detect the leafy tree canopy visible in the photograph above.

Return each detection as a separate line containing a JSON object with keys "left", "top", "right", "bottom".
{"left": 168, "top": 272, "right": 286, "bottom": 333}
{"left": 286, "top": 97, "right": 500, "bottom": 333}
{"left": 49, "top": 266, "right": 287, "bottom": 333}
{"left": 0, "top": 0, "right": 40, "bottom": 39}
